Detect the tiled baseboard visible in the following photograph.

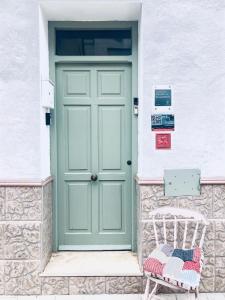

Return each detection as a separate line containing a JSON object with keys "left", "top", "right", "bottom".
{"left": 41, "top": 276, "right": 144, "bottom": 295}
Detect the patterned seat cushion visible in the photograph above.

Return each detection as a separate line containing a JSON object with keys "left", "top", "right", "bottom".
{"left": 143, "top": 244, "right": 203, "bottom": 289}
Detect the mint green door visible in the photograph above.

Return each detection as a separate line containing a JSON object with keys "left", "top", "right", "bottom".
{"left": 56, "top": 63, "right": 132, "bottom": 250}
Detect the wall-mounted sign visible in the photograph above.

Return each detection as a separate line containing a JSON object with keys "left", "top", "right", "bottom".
{"left": 156, "top": 133, "right": 171, "bottom": 149}
{"left": 153, "top": 85, "right": 173, "bottom": 113}
{"left": 151, "top": 114, "right": 174, "bottom": 131}
{"left": 155, "top": 89, "right": 171, "bottom": 106}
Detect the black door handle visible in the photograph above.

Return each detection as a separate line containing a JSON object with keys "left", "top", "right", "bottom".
{"left": 91, "top": 174, "right": 98, "bottom": 181}
{"left": 127, "top": 160, "right": 132, "bottom": 165}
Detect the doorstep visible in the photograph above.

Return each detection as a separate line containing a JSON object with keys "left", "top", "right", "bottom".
{"left": 0, "top": 296, "right": 142, "bottom": 300}
{"left": 0, "top": 294, "right": 223, "bottom": 300}
{"left": 41, "top": 251, "right": 143, "bottom": 277}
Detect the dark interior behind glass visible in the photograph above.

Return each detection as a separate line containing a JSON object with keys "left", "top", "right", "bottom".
{"left": 56, "top": 29, "right": 132, "bottom": 56}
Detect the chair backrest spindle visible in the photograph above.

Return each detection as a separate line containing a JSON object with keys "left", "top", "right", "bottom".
{"left": 199, "top": 224, "right": 207, "bottom": 248}
{"left": 183, "top": 220, "right": 188, "bottom": 249}
{"left": 163, "top": 216, "right": 167, "bottom": 244}
{"left": 191, "top": 221, "right": 199, "bottom": 248}
{"left": 153, "top": 216, "right": 159, "bottom": 246}
{"left": 173, "top": 216, "right": 177, "bottom": 248}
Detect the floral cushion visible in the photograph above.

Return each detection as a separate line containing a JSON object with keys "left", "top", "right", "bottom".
{"left": 143, "top": 244, "right": 203, "bottom": 289}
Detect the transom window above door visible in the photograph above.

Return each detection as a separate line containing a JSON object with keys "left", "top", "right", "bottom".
{"left": 55, "top": 29, "right": 132, "bottom": 56}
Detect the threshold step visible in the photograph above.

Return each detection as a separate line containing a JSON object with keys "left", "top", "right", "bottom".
{"left": 41, "top": 251, "right": 143, "bottom": 277}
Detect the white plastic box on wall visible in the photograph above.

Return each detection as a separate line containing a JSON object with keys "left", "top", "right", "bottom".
{"left": 41, "top": 79, "right": 55, "bottom": 109}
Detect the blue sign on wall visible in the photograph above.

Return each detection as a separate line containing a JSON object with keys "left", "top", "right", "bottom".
{"left": 155, "top": 89, "right": 171, "bottom": 106}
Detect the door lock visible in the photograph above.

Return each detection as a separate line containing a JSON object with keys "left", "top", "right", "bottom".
{"left": 91, "top": 174, "right": 98, "bottom": 181}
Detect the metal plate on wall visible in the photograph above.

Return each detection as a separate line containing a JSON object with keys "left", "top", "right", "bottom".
{"left": 164, "top": 169, "right": 201, "bottom": 196}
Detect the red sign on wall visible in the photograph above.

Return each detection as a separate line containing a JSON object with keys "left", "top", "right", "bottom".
{"left": 156, "top": 133, "right": 171, "bottom": 149}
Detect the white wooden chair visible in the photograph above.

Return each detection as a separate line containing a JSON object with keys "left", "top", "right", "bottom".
{"left": 143, "top": 206, "right": 209, "bottom": 300}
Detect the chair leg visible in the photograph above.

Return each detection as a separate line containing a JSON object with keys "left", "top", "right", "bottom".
{"left": 144, "top": 278, "right": 150, "bottom": 300}
{"left": 195, "top": 287, "right": 199, "bottom": 299}
{"left": 148, "top": 283, "right": 158, "bottom": 300}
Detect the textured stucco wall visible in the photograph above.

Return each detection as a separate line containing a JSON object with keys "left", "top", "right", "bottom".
{"left": 0, "top": 0, "right": 41, "bottom": 180}
{"left": 138, "top": 0, "right": 225, "bottom": 179}
{"left": 39, "top": 8, "right": 51, "bottom": 179}
{"left": 2, "top": 0, "right": 225, "bottom": 180}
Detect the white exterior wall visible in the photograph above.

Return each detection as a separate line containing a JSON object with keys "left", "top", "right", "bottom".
{"left": 39, "top": 9, "right": 51, "bottom": 179}
{"left": 1, "top": 0, "right": 225, "bottom": 180}
{"left": 139, "top": 0, "right": 225, "bottom": 179}
{"left": 0, "top": 0, "right": 41, "bottom": 180}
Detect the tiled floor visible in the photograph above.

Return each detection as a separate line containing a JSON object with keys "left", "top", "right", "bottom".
{"left": 0, "top": 295, "right": 225, "bottom": 300}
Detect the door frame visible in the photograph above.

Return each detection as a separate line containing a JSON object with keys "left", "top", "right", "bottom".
{"left": 49, "top": 21, "right": 138, "bottom": 251}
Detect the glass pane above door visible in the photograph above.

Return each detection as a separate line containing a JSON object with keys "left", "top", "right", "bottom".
{"left": 56, "top": 29, "right": 132, "bottom": 56}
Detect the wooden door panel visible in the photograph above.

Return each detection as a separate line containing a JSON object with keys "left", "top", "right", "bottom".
{"left": 98, "top": 106, "right": 124, "bottom": 171}
{"left": 99, "top": 182, "right": 124, "bottom": 232}
{"left": 67, "top": 182, "right": 92, "bottom": 232}
{"left": 64, "top": 70, "right": 91, "bottom": 97}
{"left": 99, "top": 72, "right": 122, "bottom": 95}
{"left": 97, "top": 70, "right": 125, "bottom": 100}
{"left": 65, "top": 106, "right": 91, "bottom": 172}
